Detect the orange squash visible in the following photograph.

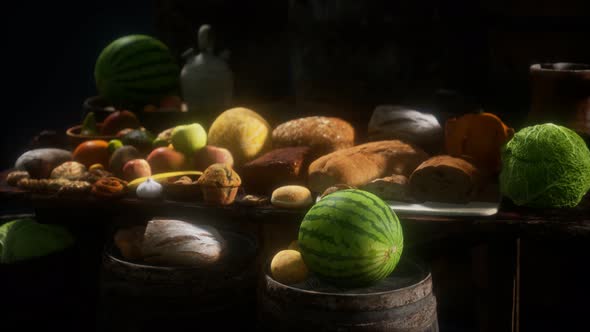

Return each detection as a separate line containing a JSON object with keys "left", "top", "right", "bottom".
{"left": 73, "top": 140, "right": 110, "bottom": 168}
{"left": 445, "top": 112, "right": 514, "bottom": 173}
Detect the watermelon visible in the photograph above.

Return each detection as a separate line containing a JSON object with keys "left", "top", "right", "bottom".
{"left": 298, "top": 189, "right": 403, "bottom": 287}
{"left": 95, "top": 35, "right": 180, "bottom": 108}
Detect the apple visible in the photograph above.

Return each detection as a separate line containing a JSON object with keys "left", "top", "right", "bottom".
{"left": 108, "top": 139, "right": 123, "bottom": 154}
{"left": 101, "top": 110, "right": 141, "bottom": 135}
{"left": 122, "top": 159, "right": 152, "bottom": 181}
{"left": 171, "top": 123, "right": 207, "bottom": 155}
{"left": 193, "top": 145, "right": 234, "bottom": 171}
{"left": 109, "top": 146, "right": 142, "bottom": 177}
{"left": 147, "top": 147, "right": 186, "bottom": 173}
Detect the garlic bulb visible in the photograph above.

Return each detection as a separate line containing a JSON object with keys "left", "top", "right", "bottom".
{"left": 136, "top": 177, "right": 162, "bottom": 199}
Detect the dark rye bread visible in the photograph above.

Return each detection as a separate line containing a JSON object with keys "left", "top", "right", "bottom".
{"left": 409, "top": 155, "right": 479, "bottom": 204}
{"left": 241, "top": 147, "right": 313, "bottom": 194}
{"left": 272, "top": 116, "right": 355, "bottom": 158}
{"left": 308, "top": 140, "right": 429, "bottom": 193}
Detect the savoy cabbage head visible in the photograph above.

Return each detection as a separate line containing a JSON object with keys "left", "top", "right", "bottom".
{"left": 0, "top": 218, "right": 74, "bottom": 263}
{"left": 500, "top": 123, "right": 590, "bottom": 208}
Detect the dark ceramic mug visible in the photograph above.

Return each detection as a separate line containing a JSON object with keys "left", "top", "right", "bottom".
{"left": 528, "top": 63, "right": 590, "bottom": 137}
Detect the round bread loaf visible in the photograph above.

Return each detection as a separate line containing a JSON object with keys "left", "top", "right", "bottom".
{"left": 272, "top": 116, "right": 355, "bottom": 158}
{"left": 409, "top": 155, "right": 479, "bottom": 204}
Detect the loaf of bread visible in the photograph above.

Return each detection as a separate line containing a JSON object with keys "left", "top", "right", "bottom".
{"left": 272, "top": 116, "right": 355, "bottom": 158}
{"left": 307, "top": 140, "right": 429, "bottom": 193}
{"left": 241, "top": 147, "right": 312, "bottom": 194}
{"left": 360, "top": 174, "right": 411, "bottom": 202}
{"left": 408, "top": 155, "right": 479, "bottom": 204}
{"left": 142, "top": 219, "right": 225, "bottom": 266}
{"left": 368, "top": 105, "right": 443, "bottom": 153}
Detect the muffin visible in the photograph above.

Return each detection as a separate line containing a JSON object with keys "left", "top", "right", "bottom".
{"left": 196, "top": 163, "right": 242, "bottom": 205}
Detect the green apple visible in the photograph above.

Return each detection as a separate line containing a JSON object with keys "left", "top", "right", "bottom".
{"left": 108, "top": 139, "right": 124, "bottom": 154}
{"left": 171, "top": 123, "right": 207, "bottom": 155}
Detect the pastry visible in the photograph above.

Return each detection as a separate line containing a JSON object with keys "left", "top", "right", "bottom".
{"left": 196, "top": 163, "right": 241, "bottom": 205}
{"left": 6, "top": 171, "right": 30, "bottom": 186}
{"left": 91, "top": 177, "right": 128, "bottom": 199}
{"left": 308, "top": 140, "right": 429, "bottom": 193}
{"left": 80, "top": 167, "right": 113, "bottom": 184}
{"left": 272, "top": 116, "right": 355, "bottom": 158}
{"left": 409, "top": 155, "right": 479, "bottom": 204}
{"left": 50, "top": 161, "right": 87, "bottom": 181}
{"left": 241, "top": 147, "right": 312, "bottom": 194}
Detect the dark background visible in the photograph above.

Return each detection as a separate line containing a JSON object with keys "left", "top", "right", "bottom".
{"left": 0, "top": 2, "right": 588, "bottom": 331}
{"left": 1, "top": 0, "right": 589, "bottom": 169}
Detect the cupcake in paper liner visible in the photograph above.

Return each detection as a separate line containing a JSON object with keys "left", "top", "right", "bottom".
{"left": 196, "top": 163, "right": 241, "bottom": 205}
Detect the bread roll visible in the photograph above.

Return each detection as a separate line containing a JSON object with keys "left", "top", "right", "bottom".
{"left": 271, "top": 185, "right": 313, "bottom": 209}
{"left": 142, "top": 219, "right": 225, "bottom": 266}
{"left": 272, "top": 116, "right": 355, "bottom": 158}
{"left": 307, "top": 140, "right": 429, "bottom": 193}
{"left": 409, "top": 155, "right": 479, "bottom": 204}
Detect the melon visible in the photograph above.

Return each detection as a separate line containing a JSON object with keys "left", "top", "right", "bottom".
{"left": 95, "top": 35, "right": 180, "bottom": 107}
{"left": 298, "top": 189, "right": 403, "bottom": 287}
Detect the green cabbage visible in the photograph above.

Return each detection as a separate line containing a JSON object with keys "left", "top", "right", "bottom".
{"left": 500, "top": 123, "right": 590, "bottom": 208}
{"left": 0, "top": 218, "right": 74, "bottom": 263}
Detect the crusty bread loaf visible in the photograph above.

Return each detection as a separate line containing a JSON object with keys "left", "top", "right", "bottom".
{"left": 307, "top": 140, "right": 429, "bottom": 193}
{"left": 409, "top": 155, "right": 479, "bottom": 204}
{"left": 272, "top": 116, "right": 355, "bottom": 158}
{"left": 360, "top": 174, "right": 411, "bottom": 202}
{"left": 241, "top": 147, "right": 312, "bottom": 194}
{"left": 142, "top": 219, "right": 225, "bottom": 266}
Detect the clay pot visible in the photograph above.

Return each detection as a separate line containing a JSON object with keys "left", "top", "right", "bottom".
{"left": 528, "top": 63, "right": 590, "bottom": 137}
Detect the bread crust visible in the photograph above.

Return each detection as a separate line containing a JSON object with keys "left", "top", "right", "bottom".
{"left": 272, "top": 116, "right": 355, "bottom": 157}
{"left": 307, "top": 140, "right": 429, "bottom": 193}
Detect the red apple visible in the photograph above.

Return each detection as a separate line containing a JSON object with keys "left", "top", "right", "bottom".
{"left": 193, "top": 145, "right": 234, "bottom": 171}
{"left": 122, "top": 159, "right": 151, "bottom": 181}
{"left": 147, "top": 147, "right": 186, "bottom": 174}
{"left": 101, "top": 110, "right": 141, "bottom": 135}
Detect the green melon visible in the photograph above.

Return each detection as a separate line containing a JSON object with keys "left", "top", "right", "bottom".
{"left": 95, "top": 35, "right": 180, "bottom": 108}
{"left": 298, "top": 189, "right": 403, "bottom": 287}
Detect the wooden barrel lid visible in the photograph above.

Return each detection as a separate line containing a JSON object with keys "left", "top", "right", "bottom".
{"left": 264, "top": 256, "right": 432, "bottom": 311}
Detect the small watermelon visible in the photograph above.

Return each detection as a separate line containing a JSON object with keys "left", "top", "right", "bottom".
{"left": 298, "top": 189, "right": 403, "bottom": 287}
{"left": 95, "top": 35, "right": 180, "bottom": 108}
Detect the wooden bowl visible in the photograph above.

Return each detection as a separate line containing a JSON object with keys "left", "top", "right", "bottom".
{"left": 66, "top": 123, "right": 117, "bottom": 147}
{"left": 83, "top": 95, "right": 191, "bottom": 134}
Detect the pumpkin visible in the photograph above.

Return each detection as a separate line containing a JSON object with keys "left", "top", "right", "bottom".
{"left": 445, "top": 112, "right": 514, "bottom": 173}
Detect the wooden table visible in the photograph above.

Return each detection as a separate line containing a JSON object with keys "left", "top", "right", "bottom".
{"left": 2, "top": 169, "right": 589, "bottom": 332}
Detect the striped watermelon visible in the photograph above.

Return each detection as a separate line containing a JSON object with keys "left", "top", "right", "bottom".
{"left": 95, "top": 35, "right": 180, "bottom": 107}
{"left": 298, "top": 189, "right": 403, "bottom": 287}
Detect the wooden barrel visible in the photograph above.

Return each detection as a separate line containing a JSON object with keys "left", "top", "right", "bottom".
{"left": 98, "top": 229, "right": 258, "bottom": 332}
{"left": 259, "top": 256, "right": 438, "bottom": 331}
